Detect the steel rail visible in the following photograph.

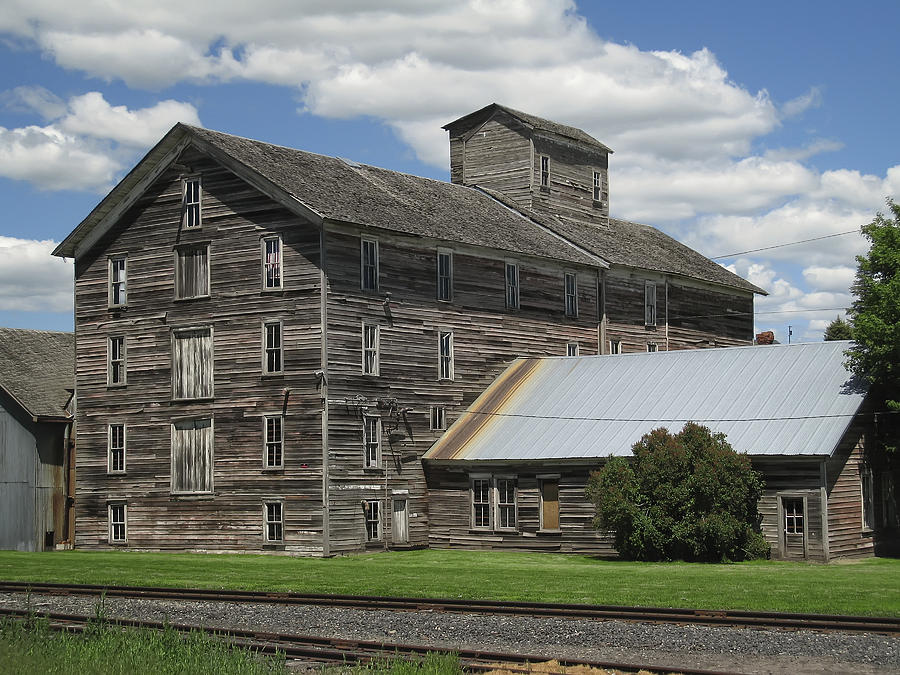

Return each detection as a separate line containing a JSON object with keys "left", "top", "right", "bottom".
{"left": 1, "top": 580, "right": 897, "bottom": 635}
{"left": 0, "top": 606, "right": 741, "bottom": 675}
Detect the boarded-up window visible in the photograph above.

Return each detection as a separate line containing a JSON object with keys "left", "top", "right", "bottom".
{"left": 505, "top": 262, "right": 519, "bottom": 309}
{"left": 362, "top": 323, "right": 379, "bottom": 375}
{"left": 108, "top": 336, "right": 126, "bottom": 386}
{"left": 265, "top": 502, "right": 283, "bottom": 541}
{"left": 262, "top": 236, "right": 282, "bottom": 289}
{"left": 108, "top": 424, "right": 125, "bottom": 473}
{"left": 565, "top": 273, "right": 578, "bottom": 317}
{"left": 182, "top": 177, "right": 201, "bottom": 229}
{"left": 496, "top": 478, "right": 517, "bottom": 530}
{"left": 175, "top": 245, "right": 209, "bottom": 299}
{"left": 645, "top": 281, "right": 657, "bottom": 326}
{"left": 108, "top": 503, "right": 126, "bottom": 543}
{"left": 541, "top": 479, "right": 559, "bottom": 530}
{"left": 108, "top": 256, "right": 127, "bottom": 307}
{"left": 171, "top": 418, "right": 213, "bottom": 494}
{"left": 436, "top": 249, "right": 452, "bottom": 301}
{"left": 264, "top": 415, "right": 283, "bottom": 468}
{"left": 364, "top": 500, "right": 381, "bottom": 541}
{"left": 438, "top": 331, "right": 454, "bottom": 380}
{"left": 361, "top": 238, "right": 378, "bottom": 291}
{"left": 472, "top": 477, "right": 491, "bottom": 529}
{"left": 172, "top": 327, "right": 213, "bottom": 400}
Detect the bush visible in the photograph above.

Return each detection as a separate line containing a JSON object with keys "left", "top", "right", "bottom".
{"left": 585, "top": 422, "right": 769, "bottom": 562}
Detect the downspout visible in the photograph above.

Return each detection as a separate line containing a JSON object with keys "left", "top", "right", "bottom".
{"left": 598, "top": 269, "right": 607, "bottom": 354}
{"left": 820, "top": 458, "right": 830, "bottom": 562}
{"left": 319, "top": 227, "right": 331, "bottom": 556}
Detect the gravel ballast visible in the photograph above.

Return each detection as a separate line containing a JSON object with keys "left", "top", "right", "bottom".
{"left": 2, "top": 592, "right": 898, "bottom": 675}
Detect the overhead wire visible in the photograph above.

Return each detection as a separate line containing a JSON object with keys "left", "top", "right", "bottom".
{"left": 709, "top": 229, "right": 860, "bottom": 259}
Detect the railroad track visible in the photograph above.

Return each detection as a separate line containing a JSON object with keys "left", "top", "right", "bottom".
{"left": 1, "top": 580, "right": 897, "bottom": 635}
{"left": 0, "top": 606, "right": 740, "bottom": 675}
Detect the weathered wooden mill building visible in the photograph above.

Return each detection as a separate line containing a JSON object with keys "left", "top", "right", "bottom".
{"left": 53, "top": 103, "right": 767, "bottom": 555}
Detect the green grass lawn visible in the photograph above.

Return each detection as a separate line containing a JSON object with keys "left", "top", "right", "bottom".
{"left": 0, "top": 549, "right": 897, "bottom": 617}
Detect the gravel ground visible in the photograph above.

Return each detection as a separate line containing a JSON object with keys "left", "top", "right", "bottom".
{"left": 2, "top": 592, "right": 898, "bottom": 675}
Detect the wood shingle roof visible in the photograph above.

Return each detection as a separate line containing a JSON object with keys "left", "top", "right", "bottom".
{"left": 0, "top": 328, "right": 73, "bottom": 420}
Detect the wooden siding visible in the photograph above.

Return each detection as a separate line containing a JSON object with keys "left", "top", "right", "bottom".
{"left": 457, "top": 116, "right": 533, "bottom": 208}
{"left": 531, "top": 136, "right": 609, "bottom": 226}
{"left": 826, "top": 416, "right": 874, "bottom": 559}
{"left": 73, "top": 146, "right": 325, "bottom": 554}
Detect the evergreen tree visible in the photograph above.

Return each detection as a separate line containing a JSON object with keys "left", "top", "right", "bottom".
{"left": 824, "top": 316, "right": 853, "bottom": 341}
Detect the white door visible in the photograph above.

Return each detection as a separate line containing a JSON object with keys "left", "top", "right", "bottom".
{"left": 392, "top": 498, "right": 408, "bottom": 544}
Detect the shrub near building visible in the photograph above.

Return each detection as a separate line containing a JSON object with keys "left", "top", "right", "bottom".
{"left": 586, "top": 423, "right": 769, "bottom": 562}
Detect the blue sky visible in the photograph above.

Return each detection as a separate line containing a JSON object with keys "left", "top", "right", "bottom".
{"left": 1, "top": 0, "right": 897, "bottom": 341}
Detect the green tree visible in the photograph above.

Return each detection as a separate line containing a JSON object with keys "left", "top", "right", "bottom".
{"left": 846, "top": 199, "right": 900, "bottom": 413}
{"left": 585, "top": 423, "right": 768, "bottom": 562}
{"left": 824, "top": 316, "right": 853, "bottom": 341}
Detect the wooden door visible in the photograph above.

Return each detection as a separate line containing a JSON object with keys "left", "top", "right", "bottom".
{"left": 541, "top": 480, "right": 559, "bottom": 530}
{"left": 392, "top": 498, "right": 408, "bottom": 544}
{"left": 781, "top": 497, "right": 806, "bottom": 559}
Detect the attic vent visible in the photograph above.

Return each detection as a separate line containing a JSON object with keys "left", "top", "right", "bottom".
{"left": 339, "top": 157, "right": 361, "bottom": 168}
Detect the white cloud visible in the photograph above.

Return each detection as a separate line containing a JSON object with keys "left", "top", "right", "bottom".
{"left": 0, "top": 236, "right": 71, "bottom": 311}
{"left": 0, "top": 85, "right": 66, "bottom": 119}
{"left": 802, "top": 265, "right": 856, "bottom": 293}
{"left": 781, "top": 86, "right": 823, "bottom": 118}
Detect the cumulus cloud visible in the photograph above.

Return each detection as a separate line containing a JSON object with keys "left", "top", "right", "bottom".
{"left": 802, "top": 265, "right": 856, "bottom": 293}
{"left": 0, "top": 236, "right": 72, "bottom": 311}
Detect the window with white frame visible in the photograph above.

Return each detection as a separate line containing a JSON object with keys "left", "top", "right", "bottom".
{"left": 264, "top": 415, "right": 283, "bottom": 469}
{"left": 172, "top": 327, "right": 213, "bottom": 399}
{"left": 505, "top": 262, "right": 519, "bottom": 309}
{"left": 566, "top": 342, "right": 579, "bottom": 356}
{"left": 609, "top": 340, "right": 622, "bottom": 355}
{"left": 361, "top": 238, "right": 378, "bottom": 291}
{"left": 363, "top": 415, "right": 381, "bottom": 468}
{"left": 592, "top": 170, "right": 602, "bottom": 201}
{"left": 647, "top": 343, "right": 658, "bottom": 353}
{"left": 783, "top": 497, "right": 804, "bottom": 535}
{"left": 436, "top": 249, "right": 452, "bottom": 301}
{"left": 171, "top": 418, "right": 213, "bottom": 494}
{"left": 645, "top": 281, "right": 657, "bottom": 327}
{"left": 108, "top": 503, "right": 126, "bottom": 543}
{"left": 108, "top": 256, "right": 127, "bottom": 307}
{"left": 495, "top": 477, "right": 517, "bottom": 530}
{"left": 438, "top": 331, "right": 454, "bottom": 380}
{"left": 175, "top": 245, "right": 209, "bottom": 299}
{"left": 430, "top": 406, "right": 446, "bottom": 431}
{"left": 362, "top": 323, "right": 379, "bottom": 375}
{"left": 862, "top": 466, "right": 875, "bottom": 530}
{"left": 540, "top": 156, "right": 549, "bottom": 187}
{"left": 564, "top": 273, "right": 578, "bottom": 317}
{"left": 108, "top": 336, "right": 126, "bottom": 386}
{"left": 364, "top": 500, "right": 381, "bottom": 541}
{"left": 264, "top": 502, "right": 283, "bottom": 541}
{"left": 262, "top": 236, "right": 282, "bottom": 289}
{"left": 471, "top": 477, "right": 491, "bottom": 529}
{"left": 108, "top": 424, "right": 126, "bottom": 473}
{"left": 263, "top": 321, "right": 283, "bottom": 374}
{"left": 182, "top": 177, "right": 201, "bottom": 229}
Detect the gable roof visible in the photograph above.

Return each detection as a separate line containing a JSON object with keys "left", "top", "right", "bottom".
{"left": 424, "top": 341, "right": 865, "bottom": 462}
{"left": 54, "top": 124, "right": 600, "bottom": 268}
{"left": 443, "top": 103, "right": 613, "bottom": 153}
{"left": 0, "top": 328, "right": 74, "bottom": 420}
{"left": 479, "top": 188, "right": 766, "bottom": 295}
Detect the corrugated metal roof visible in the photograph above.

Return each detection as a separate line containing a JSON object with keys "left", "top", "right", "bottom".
{"left": 424, "top": 341, "right": 866, "bottom": 462}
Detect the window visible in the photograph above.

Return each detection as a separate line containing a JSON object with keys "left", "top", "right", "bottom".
{"left": 108, "top": 503, "right": 126, "bottom": 543}
{"left": 108, "top": 256, "right": 127, "bottom": 307}
{"left": 364, "top": 500, "right": 381, "bottom": 541}
{"left": 264, "top": 415, "right": 283, "bottom": 469}
{"left": 361, "top": 238, "right": 378, "bottom": 291}
{"left": 175, "top": 245, "right": 209, "bottom": 299}
{"left": 505, "top": 262, "right": 519, "bottom": 309}
{"left": 108, "top": 336, "right": 126, "bottom": 386}
{"left": 564, "top": 273, "right": 578, "bottom": 317}
{"left": 540, "top": 156, "right": 549, "bottom": 187}
{"left": 262, "top": 236, "right": 282, "bottom": 289}
{"left": 430, "top": 406, "right": 446, "bottom": 431}
{"left": 783, "top": 498, "right": 804, "bottom": 535}
{"left": 471, "top": 477, "right": 491, "bottom": 529}
{"left": 182, "top": 177, "right": 201, "bottom": 229}
{"left": 645, "top": 281, "right": 657, "bottom": 327}
{"left": 264, "top": 502, "right": 283, "bottom": 542}
{"left": 362, "top": 323, "right": 379, "bottom": 376}
{"left": 566, "top": 342, "right": 579, "bottom": 356}
{"left": 438, "top": 331, "right": 454, "bottom": 380}
{"left": 592, "top": 171, "right": 602, "bottom": 202}
{"left": 647, "top": 343, "right": 658, "bottom": 353}
{"left": 436, "top": 249, "right": 452, "bottom": 301}
{"left": 263, "top": 321, "right": 283, "bottom": 374}
{"left": 540, "top": 478, "right": 560, "bottom": 530}
{"left": 609, "top": 340, "right": 622, "bottom": 355}
{"left": 172, "top": 327, "right": 213, "bottom": 399}
{"left": 496, "top": 478, "right": 517, "bottom": 530}
{"left": 881, "top": 473, "right": 898, "bottom": 528}
{"left": 171, "top": 418, "right": 213, "bottom": 494}
{"left": 862, "top": 466, "right": 875, "bottom": 530}
{"left": 363, "top": 415, "right": 381, "bottom": 468}
{"left": 108, "top": 424, "right": 125, "bottom": 473}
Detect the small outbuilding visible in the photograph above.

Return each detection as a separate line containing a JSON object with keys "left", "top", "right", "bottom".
{"left": 0, "top": 328, "right": 75, "bottom": 551}
{"left": 424, "top": 341, "right": 899, "bottom": 560}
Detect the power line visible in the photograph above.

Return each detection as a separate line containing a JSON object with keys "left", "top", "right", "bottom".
{"left": 709, "top": 229, "right": 860, "bottom": 260}
{"left": 669, "top": 307, "right": 848, "bottom": 321}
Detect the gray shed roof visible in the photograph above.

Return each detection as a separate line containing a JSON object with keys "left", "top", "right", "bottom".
{"left": 0, "top": 328, "right": 74, "bottom": 420}
{"left": 424, "top": 341, "right": 866, "bottom": 462}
